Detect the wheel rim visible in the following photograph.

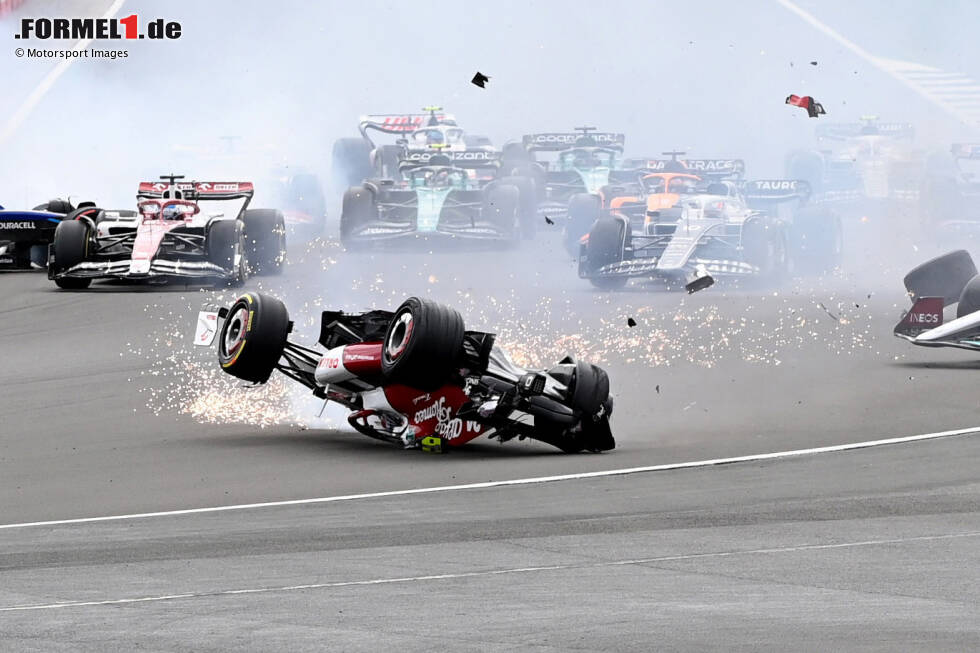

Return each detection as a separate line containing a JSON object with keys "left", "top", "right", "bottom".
{"left": 222, "top": 305, "right": 249, "bottom": 357}
{"left": 385, "top": 311, "right": 414, "bottom": 361}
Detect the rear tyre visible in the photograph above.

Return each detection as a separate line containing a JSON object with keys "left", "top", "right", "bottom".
{"left": 582, "top": 218, "right": 628, "bottom": 290}
{"left": 332, "top": 137, "right": 374, "bottom": 189}
{"left": 785, "top": 150, "right": 825, "bottom": 195}
{"left": 483, "top": 184, "right": 520, "bottom": 242}
{"left": 380, "top": 297, "right": 465, "bottom": 391}
{"left": 52, "top": 219, "right": 92, "bottom": 289}
{"left": 903, "top": 249, "right": 977, "bottom": 306}
{"left": 742, "top": 219, "right": 788, "bottom": 282}
{"left": 498, "top": 175, "right": 537, "bottom": 238}
{"left": 568, "top": 359, "right": 610, "bottom": 416}
{"left": 242, "top": 209, "right": 286, "bottom": 276}
{"left": 790, "top": 207, "right": 842, "bottom": 275}
{"left": 217, "top": 292, "right": 290, "bottom": 384}
{"left": 566, "top": 193, "right": 601, "bottom": 256}
{"left": 340, "top": 187, "right": 376, "bottom": 247}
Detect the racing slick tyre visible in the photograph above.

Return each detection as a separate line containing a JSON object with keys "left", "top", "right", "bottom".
{"left": 208, "top": 219, "right": 247, "bottom": 286}
{"left": 52, "top": 219, "right": 91, "bottom": 289}
{"left": 498, "top": 175, "right": 537, "bottom": 239}
{"left": 331, "top": 137, "right": 373, "bottom": 190}
{"left": 741, "top": 219, "right": 789, "bottom": 283}
{"left": 582, "top": 218, "right": 628, "bottom": 290}
{"left": 790, "top": 207, "right": 843, "bottom": 275}
{"left": 340, "top": 186, "right": 376, "bottom": 247}
{"left": 217, "top": 292, "right": 290, "bottom": 384}
{"left": 903, "top": 249, "right": 977, "bottom": 306}
{"left": 568, "top": 359, "right": 611, "bottom": 416}
{"left": 242, "top": 209, "right": 286, "bottom": 276}
{"left": 483, "top": 184, "right": 520, "bottom": 242}
{"left": 566, "top": 193, "right": 601, "bottom": 256}
{"left": 785, "top": 150, "right": 825, "bottom": 195}
{"left": 381, "top": 297, "right": 465, "bottom": 391}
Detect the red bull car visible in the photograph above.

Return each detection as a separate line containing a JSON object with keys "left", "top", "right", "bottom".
{"left": 47, "top": 175, "right": 286, "bottom": 289}
{"left": 197, "top": 293, "right": 615, "bottom": 453}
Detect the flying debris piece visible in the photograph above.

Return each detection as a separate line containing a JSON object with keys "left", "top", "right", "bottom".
{"left": 816, "top": 302, "right": 840, "bottom": 322}
{"left": 471, "top": 72, "right": 490, "bottom": 88}
{"left": 809, "top": 61, "right": 818, "bottom": 66}
{"left": 627, "top": 317, "right": 637, "bottom": 328}
{"left": 785, "top": 94, "right": 826, "bottom": 118}
{"left": 655, "top": 384, "right": 660, "bottom": 394}
{"left": 544, "top": 216, "right": 555, "bottom": 225}
{"left": 685, "top": 264, "right": 714, "bottom": 294}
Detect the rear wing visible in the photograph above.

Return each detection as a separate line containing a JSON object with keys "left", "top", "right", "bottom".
{"left": 137, "top": 181, "right": 255, "bottom": 201}
{"left": 627, "top": 158, "right": 745, "bottom": 179}
{"left": 358, "top": 113, "right": 456, "bottom": 136}
{"left": 522, "top": 132, "right": 625, "bottom": 152}
{"left": 951, "top": 143, "right": 980, "bottom": 160}
{"left": 741, "top": 179, "right": 811, "bottom": 204}
{"left": 399, "top": 149, "right": 502, "bottom": 169}
{"left": 816, "top": 122, "right": 915, "bottom": 141}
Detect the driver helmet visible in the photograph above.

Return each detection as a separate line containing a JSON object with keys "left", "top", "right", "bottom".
{"left": 426, "top": 130, "right": 445, "bottom": 145}
{"left": 161, "top": 203, "right": 183, "bottom": 220}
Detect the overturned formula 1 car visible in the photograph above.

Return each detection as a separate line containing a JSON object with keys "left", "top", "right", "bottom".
{"left": 894, "top": 249, "right": 980, "bottom": 350}
{"left": 197, "top": 293, "right": 615, "bottom": 453}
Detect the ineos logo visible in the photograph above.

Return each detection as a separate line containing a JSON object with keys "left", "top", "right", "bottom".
{"left": 909, "top": 313, "right": 939, "bottom": 324}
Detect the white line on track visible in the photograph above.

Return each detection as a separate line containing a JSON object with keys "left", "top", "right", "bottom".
{"left": 0, "top": 0, "right": 127, "bottom": 147}
{"left": 2, "top": 530, "right": 977, "bottom": 612}
{"left": 1, "top": 425, "right": 977, "bottom": 531}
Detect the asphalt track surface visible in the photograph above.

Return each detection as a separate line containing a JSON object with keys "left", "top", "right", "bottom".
{"left": 1, "top": 222, "right": 979, "bottom": 650}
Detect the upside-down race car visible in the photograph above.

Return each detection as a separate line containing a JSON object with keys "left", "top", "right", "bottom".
{"left": 894, "top": 249, "right": 980, "bottom": 350}
{"left": 47, "top": 175, "right": 286, "bottom": 289}
{"left": 197, "top": 293, "right": 615, "bottom": 453}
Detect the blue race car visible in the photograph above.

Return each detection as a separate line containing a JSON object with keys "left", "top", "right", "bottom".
{"left": 0, "top": 199, "right": 74, "bottom": 268}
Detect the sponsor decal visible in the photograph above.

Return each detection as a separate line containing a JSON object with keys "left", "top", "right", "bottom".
{"left": 413, "top": 395, "right": 481, "bottom": 441}
{"left": 344, "top": 353, "right": 376, "bottom": 361}
{"left": 211, "top": 183, "right": 239, "bottom": 191}
{"left": 752, "top": 180, "right": 797, "bottom": 191}
{"left": 0, "top": 221, "right": 35, "bottom": 229}
{"left": 908, "top": 311, "right": 940, "bottom": 324}
{"left": 318, "top": 356, "right": 340, "bottom": 369}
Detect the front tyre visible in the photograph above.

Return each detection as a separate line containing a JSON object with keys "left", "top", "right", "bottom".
{"left": 208, "top": 220, "right": 247, "bottom": 286}
{"left": 217, "top": 292, "right": 290, "bottom": 384}
{"left": 52, "top": 219, "right": 92, "bottom": 289}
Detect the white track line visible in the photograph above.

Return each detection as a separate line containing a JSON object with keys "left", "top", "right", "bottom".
{"left": 0, "top": 0, "right": 126, "bottom": 147}
{"left": 776, "top": 0, "right": 980, "bottom": 130}
{"left": 2, "top": 530, "right": 978, "bottom": 612}
{"left": 1, "top": 425, "right": 977, "bottom": 531}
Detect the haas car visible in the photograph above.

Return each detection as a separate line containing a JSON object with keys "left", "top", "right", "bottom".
{"left": 340, "top": 150, "right": 536, "bottom": 246}
{"left": 198, "top": 293, "right": 615, "bottom": 454}
{"left": 578, "top": 168, "right": 842, "bottom": 291}
{"left": 47, "top": 176, "right": 286, "bottom": 289}
{"left": 502, "top": 127, "right": 631, "bottom": 253}
{"left": 894, "top": 249, "right": 980, "bottom": 351}
{"left": 332, "top": 107, "right": 495, "bottom": 186}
